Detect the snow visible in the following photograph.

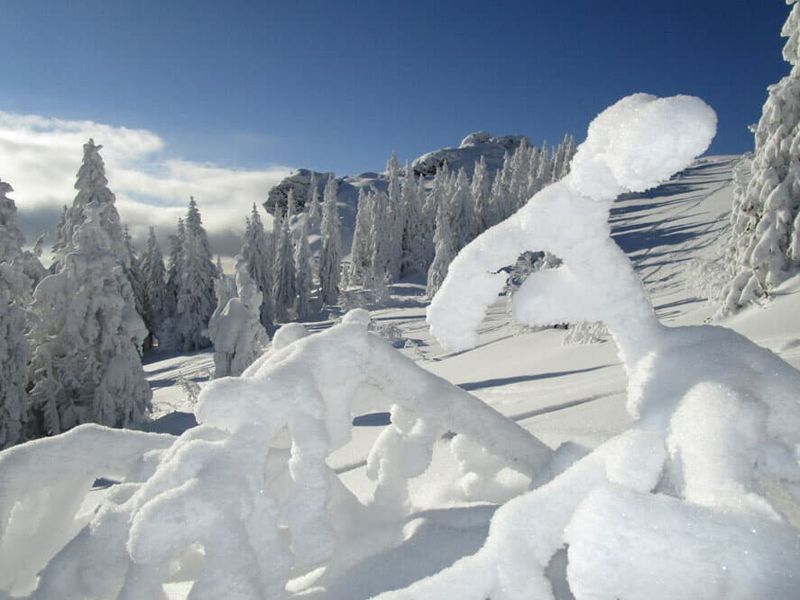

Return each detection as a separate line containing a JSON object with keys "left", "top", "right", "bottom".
{"left": 4, "top": 94, "right": 800, "bottom": 598}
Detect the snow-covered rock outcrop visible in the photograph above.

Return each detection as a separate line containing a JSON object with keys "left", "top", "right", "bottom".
{"left": 411, "top": 132, "right": 528, "bottom": 177}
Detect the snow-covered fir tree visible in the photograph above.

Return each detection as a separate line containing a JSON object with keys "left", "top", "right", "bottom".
{"left": 27, "top": 203, "right": 151, "bottom": 436}
{"left": 123, "top": 226, "right": 145, "bottom": 320}
{"left": 472, "top": 155, "right": 493, "bottom": 233}
{"left": 0, "top": 179, "right": 31, "bottom": 448}
{"left": 240, "top": 204, "right": 274, "bottom": 328}
{"left": 400, "top": 165, "right": 427, "bottom": 277}
{"left": 721, "top": 2, "right": 800, "bottom": 311}
{"left": 164, "top": 218, "right": 184, "bottom": 319}
{"left": 140, "top": 227, "right": 167, "bottom": 350}
{"left": 426, "top": 200, "right": 457, "bottom": 297}
{"left": 307, "top": 171, "right": 322, "bottom": 233}
{"left": 175, "top": 198, "right": 217, "bottom": 352}
{"left": 383, "top": 151, "right": 404, "bottom": 281}
{"left": 206, "top": 255, "right": 268, "bottom": 378}
{"left": 272, "top": 208, "right": 296, "bottom": 322}
{"left": 449, "top": 167, "right": 477, "bottom": 252}
{"left": 294, "top": 213, "right": 314, "bottom": 320}
{"left": 319, "top": 174, "right": 342, "bottom": 305}
{"left": 52, "top": 140, "right": 127, "bottom": 268}
{"left": 368, "top": 189, "right": 392, "bottom": 288}
{"left": 348, "top": 187, "right": 374, "bottom": 286}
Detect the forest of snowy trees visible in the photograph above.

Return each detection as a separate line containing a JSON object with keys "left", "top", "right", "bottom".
{"left": 0, "top": 122, "right": 578, "bottom": 447}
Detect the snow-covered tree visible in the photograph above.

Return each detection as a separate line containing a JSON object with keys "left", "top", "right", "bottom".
{"left": 241, "top": 204, "right": 274, "bottom": 328}
{"left": 164, "top": 218, "right": 184, "bottom": 318}
{"left": 272, "top": 208, "right": 296, "bottom": 322}
{"left": 140, "top": 227, "right": 167, "bottom": 350}
{"left": 319, "top": 175, "right": 341, "bottom": 305}
{"left": 449, "top": 167, "right": 477, "bottom": 251}
{"left": 307, "top": 171, "right": 321, "bottom": 232}
{"left": 722, "top": 2, "right": 800, "bottom": 311}
{"left": 175, "top": 198, "right": 217, "bottom": 352}
{"left": 400, "top": 166, "right": 428, "bottom": 277}
{"left": 0, "top": 179, "right": 31, "bottom": 448}
{"left": 368, "top": 189, "right": 392, "bottom": 288}
{"left": 122, "top": 227, "right": 145, "bottom": 320}
{"left": 384, "top": 151, "right": 404, "bottom": 281}
{"left": 207, "top": 255, "right": 268, "bottom": 378}
{"left": 27, "top": 203, "right": 151, "bottom": 436}
{"left": 295, "top": 214, "right": 314, "bottom": 320}
{"left": 426, "top": 200, "right": 457, "bottom": 297}
{"left": 52, "top": 140, "right": 126, "bottom": 268}
{"left": 472, "top": 155, "right": 493, "bottom": 233}
{"left": 348, "top": 187, "right": 374, "bottom": 286}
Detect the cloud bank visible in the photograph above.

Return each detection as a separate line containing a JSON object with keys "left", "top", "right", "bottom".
{"left": 0, "top": 111, "right": 291, "bottom": 260}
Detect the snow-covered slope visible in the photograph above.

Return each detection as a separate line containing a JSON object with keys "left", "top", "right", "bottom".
{"left": 146, "top": 154, "right": 752, "bottom": 469}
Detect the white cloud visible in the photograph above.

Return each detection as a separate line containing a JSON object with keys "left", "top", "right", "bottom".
{"left": 0, "top": 110, "right": 291, "bottom": 258}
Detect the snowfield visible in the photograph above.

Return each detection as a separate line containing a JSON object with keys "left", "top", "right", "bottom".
{"left": 3, "top": 94, "right": 800, "bottom": 599}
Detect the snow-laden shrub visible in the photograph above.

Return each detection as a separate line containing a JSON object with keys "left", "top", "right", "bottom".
{"left": 0, "top": 309, "right": 549, "bottom": 598}
{"left": 403, "top": 93, "right": 800, "bottom": 599}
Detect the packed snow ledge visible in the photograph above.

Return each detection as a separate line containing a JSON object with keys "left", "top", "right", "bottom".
{"left": 2, "top": 94, "right": 800, "bottom": 600}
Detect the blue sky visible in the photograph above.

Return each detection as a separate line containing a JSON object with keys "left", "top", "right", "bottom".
{"left": 0, "top": 1, "right": 790, "bottom": 175}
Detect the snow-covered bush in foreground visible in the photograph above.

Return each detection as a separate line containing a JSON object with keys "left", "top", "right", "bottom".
{"left": 0, "top": 309, "right": 549, "bottom": 599}
{"left": 410, "top": 93, "right": 800, "bottom": 599}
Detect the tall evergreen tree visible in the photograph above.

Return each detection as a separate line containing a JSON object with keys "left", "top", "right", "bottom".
{"left": 123, "top": 226, "right": 145, "bottom": 319}
{"left": 0, "top": 179, "right": 31, "bottom": 448}
{"left": 272, "top": 209, "right": 296, "bottom": 322}
{"left": 295, "top": 214, "right": 314, "bottom": 320}
{"left": 307, "top": 171, "right": 321, "bottom": 233}
{"left": 348, "top": 187, "right": 374, "bottom": 286}
{"left": 400, "top": 166, "right": 427, "bottom": 277}
{"left": 384, "top": 151, "right": 404, "bottom": 281}
{"left": 28, "top": 203, "right": 151, "bottom": 436}
{"left": 175, "top": 198, "right": 217, "bottom": 352}
{"left": 722, "top": 1, "right": 800, "bottom": 311}
{"left": 449, "top": 168, "right": 476, "bottom": 252}
{"left": 319, "top": 175, "right": 342, "bottom": 305}
{"left": 140, "top": 227, "right": 167, "bottom": 350}
{"left": 53, "top": 140, "right": 127, "bottom": 268}
{"left": 472, "top": 155, "right": 493, "bottom": 233}
{"left": 240, "top": 204, "right": 274, "bottom": 328}
{"left": 426, "top": 200, "right": 457, "bottom": 298}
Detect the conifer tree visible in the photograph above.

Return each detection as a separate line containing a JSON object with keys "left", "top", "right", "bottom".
{"left": 368, "top": 190, "right": 392, "bottom": 288}
{"left": 175, "top": 198, "right": 217, "bottom": 351}
{"left": 272, "top": 208, "right": 296, "bottom": 322}
{"left": 722, "top": 1, "right": 800, "bottom": 311}
{"left": 472, "top": 155, "right": 493, "bottom": 233}
{"left": 0, "top": 179, "right": 31, "bottom": 448}
{"left": 307, "top": 171, "right": 321, "bottom": 232}
{"left": 53, "top": 140, "right": 127, "bottom": 268}
{"left": 319, "top": 175, "right": 341, "bottom": 305}
{"left": 426, "top": 200, "right": 457, "bottom": 298}
{"left": 123, "top": 226, "right": 145, "bottom": 320}
{"left": 452, "top": 168, "right": 477, "bottom": 251}
{"left": 28, "top": 203, "right": 151, "bottom": 436}
{"left": 295, "top": 214, "right": 314, "bottom": 320}
{"left": 384, "top": 151, "right": 404, "bottom": 281}
{"left": 140, "top": 227, "right": 167, "bottom": 350}
{"left": 400, "top": 166, "right": 427, "bottom": 277}
{"left": 348, "top": 187, "right": 374, "bottom": 286}
{"left": 240, "top": 204, "right": 274, "bottom": 328}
